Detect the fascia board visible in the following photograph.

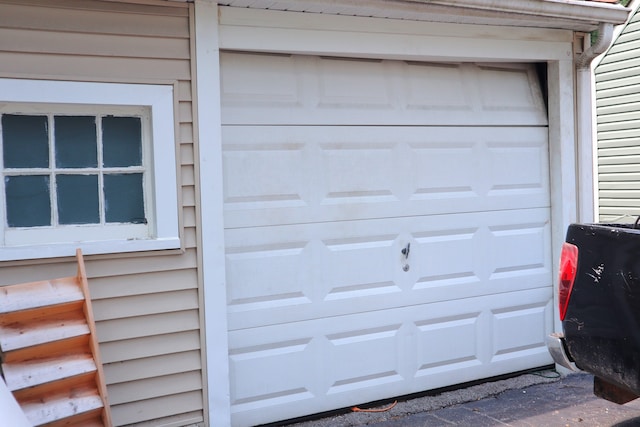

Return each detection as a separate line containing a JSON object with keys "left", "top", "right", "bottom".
{"left": 217, "top": 0, "right": 630, "bottom": 32}
{"left": 408, "top": 0, "right": 630, "bottom": 24}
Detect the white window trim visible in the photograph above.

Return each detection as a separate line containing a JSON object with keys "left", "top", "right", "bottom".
{"left": 0, "top": 78, "right": 180, "bottom": 261}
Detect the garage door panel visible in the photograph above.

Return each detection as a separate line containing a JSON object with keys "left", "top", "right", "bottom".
{"left": 226, "top": 208, "right": 551, "bottom": 330}
{"left": 223, "top": 126, "right": 549, "bottom": 228}
{"left": 220, "top": 52, "right": 548, "bottom": 126}
{"left": 228, "top": 288, "right": 553, "bottom": 426}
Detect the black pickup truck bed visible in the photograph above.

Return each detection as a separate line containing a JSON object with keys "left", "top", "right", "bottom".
{"left": 548, "top": 223, "right": 640, "bottom": 404}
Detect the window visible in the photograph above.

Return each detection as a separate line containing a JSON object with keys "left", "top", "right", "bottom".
{"left": 2, "top": 109, "right": 148, "bottom": 239}
{"left": 0, "top": 79, "right": 179, "bottom": 261}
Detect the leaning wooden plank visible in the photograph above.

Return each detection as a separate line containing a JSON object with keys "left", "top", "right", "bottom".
{"left": 0, "top": 375, "right": 30, "bottom": 427}
{"left": 76, "top": 249, "right": 113, "bottom": 427}
{"left": 20, "top": 386, "right": 103, "bottom": 426}
{"left": 0, "top": 312, "right": 89, "bottom": 352}
{"left": 0, "top": 276, "right": 84, "bottom": 313}
{"left": 2, "top": 353, "right": 96, "bottom": 391}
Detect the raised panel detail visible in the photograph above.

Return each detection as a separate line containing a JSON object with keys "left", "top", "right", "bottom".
{"left": 477, "top": 66, "right": 544, "bottom": 112}
{"left": 220, "top": 52, "right": 301, "bottom": 108}
{"left": 415, "top": 314, "right": 481, "bottom": 376}
{"left": 413, "top": 228, "right": 479, "bottom": 288}
{"left": 321, "top": 143, "right": 397, "bottom": 203}
{"left": 326, "top": 325, "right": 403, "bottom": 394}
{"left": 226, "top": 243, "right": 312, "bottom": 311}
{"left": 222, "top": 141, "right": 307, "bottom": 208}
{"left": 229, "top": 338, "right": 313, "bottom": 409}
{"left": 317, "top": 57, "right": 392, "bottom": 109}
{"left": 322, "top": 235, "right": 400, "bottom": 299}
{"left": 410, "top": 142, "right": 476, "bottom": 198}
{"left": 491, "top": 302, "right": 551, "bottom": 362}
{"left": 404, "top": 62, "right": 470, "bottom": 111}
{"left": 489, "top": 223, "right": 549, "bottom": 279}
{"left": 487, "top": 140, "right": 548, "bottom": 195}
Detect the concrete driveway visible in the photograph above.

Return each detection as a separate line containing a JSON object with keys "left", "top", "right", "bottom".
{"left": 283, "top": 371, "right": 640, "bottom": 427}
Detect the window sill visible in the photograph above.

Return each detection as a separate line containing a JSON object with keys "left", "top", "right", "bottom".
{"left": 0, "top": 238, "right": 181, "bottom": 262}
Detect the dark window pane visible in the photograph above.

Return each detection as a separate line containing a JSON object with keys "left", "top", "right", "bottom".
{"left": 5, "top": 175, "right": 51, "bottom": 227}
{"left": 2, "top": 115, "right": 49, "bottom": 168}
{"left": 57, "top": 174, "right": 99, "bottom": 225}
{"left": 54, "top": 116, "right": 97, "bottom": 168}
{"left": 104, "top": 173, "right": 145, "bottom": 224}
{"left": 102, "top": 117, "right": 142, "bottom": 167}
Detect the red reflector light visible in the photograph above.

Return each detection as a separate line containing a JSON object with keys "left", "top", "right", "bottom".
{"left": 558, "top": 242, "right": 578, "bottom": 321}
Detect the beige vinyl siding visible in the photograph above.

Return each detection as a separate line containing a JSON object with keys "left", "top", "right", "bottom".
{"left": 596, "top": 9, "right": 640, "bottom": 223}
{"left": 0, "top": 1, "right": 204, "bottom": 426}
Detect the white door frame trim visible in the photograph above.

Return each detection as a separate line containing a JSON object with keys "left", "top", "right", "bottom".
{"left": 548, "top": 60, "right": 578, "bottom": 333}
{"left": 194, "top": 1, "right": 232, "bottom": 426}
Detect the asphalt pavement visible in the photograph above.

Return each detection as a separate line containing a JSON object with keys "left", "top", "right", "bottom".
{"left": 284, "top": 371, "right": 640, "bottom": 427}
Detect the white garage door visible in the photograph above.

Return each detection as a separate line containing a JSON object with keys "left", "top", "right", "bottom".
{"left": 220, "top": 52, "right": 553, "bottom": 426}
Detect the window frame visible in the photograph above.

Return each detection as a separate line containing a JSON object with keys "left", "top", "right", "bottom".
{"left": 0, "top": 78, "right": 180, "bottom": 261}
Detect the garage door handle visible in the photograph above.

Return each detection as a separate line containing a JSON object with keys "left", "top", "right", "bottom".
{"left": 401, "top": 243, "right": 410, "bottom": 259}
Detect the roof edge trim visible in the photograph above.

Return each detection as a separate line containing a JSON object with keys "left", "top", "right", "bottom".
{"left": 400, "top": 0, "right": 630, "bottom": 25}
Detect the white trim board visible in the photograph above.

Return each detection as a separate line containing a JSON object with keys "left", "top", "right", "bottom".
{"left": 194, "top": 1, "right": 232, "bottom": 426}
{"left": 218, "top": 7, "right": 574, "bottom": 62}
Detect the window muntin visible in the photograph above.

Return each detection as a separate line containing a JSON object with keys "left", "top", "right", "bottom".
{"left": 0, "top": 78, "right": 179, "bottom": 260}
